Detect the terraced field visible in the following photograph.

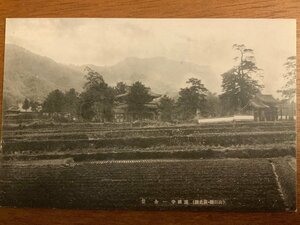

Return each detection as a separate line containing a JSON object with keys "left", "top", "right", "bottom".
{"left": 1, "top": 121, "right": 296, "bottom": 154}
{"left": 0, "top": 121, "right": 296, "bottom": 211}
{"left": 0, "top": 158, "right": 291, "bottom": 211}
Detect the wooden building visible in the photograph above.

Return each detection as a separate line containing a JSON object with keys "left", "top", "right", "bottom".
{"left": 247, "top": 94, "right": 279, "bottom": 121}
{"left": 112, "top": 89, "right": 161, "bottom": 123}
{"left": 277, "top": 97, "right": 296, "bottom": 120}
{"left": 3, "top": 107, "right": 40, "bottom": 124}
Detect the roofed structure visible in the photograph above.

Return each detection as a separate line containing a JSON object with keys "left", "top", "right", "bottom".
{"left": 115, "top": 88, "right": 161, "bottom": 100}
{"left": 113, "top": 89, "right": 161, "bottom": 123}
{"left": 247, "top": 94, "right": 279, "bottom": 121}
{"left": 248, "top": 94, "right": 278, "bottom": 109}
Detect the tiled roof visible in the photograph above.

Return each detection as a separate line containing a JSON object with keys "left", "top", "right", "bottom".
{"left": 115, "top": 90, "right": 161, "bottom": 99}
{"left": 249, "top": 99, "right": 269, "bottom": 109}
{"left": 256, "top": 94, "right": 278, "bottom": 104}
{"left": 249, "top": 94, "right": 278, "bottom": 109}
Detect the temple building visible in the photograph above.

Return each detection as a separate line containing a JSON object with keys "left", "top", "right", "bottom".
{"left": 246, "top": 94, "right": 279, "bottom": 121}
{"left": 112, "top": 88, "right": 161, "bottom": 123}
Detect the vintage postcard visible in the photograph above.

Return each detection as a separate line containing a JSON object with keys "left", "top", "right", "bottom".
{"left": 0, "top": 19, "right": 296, "bottom": 211}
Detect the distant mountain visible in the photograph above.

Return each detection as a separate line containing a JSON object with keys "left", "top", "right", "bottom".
{"left": 72, "top": 57, "right": 218, "bottom": 97}
{"left": 3, "top": 44, "right": 84, "bottom": 106}
{"left": 3, "top": 44, "right": 219, "bottom": 108}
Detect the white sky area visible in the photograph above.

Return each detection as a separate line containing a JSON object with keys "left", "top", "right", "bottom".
{"left": 5, "top": 18, "right": 296, "bottom": 97}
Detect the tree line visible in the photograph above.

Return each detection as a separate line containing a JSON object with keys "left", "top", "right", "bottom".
{"left": 39, "top": 71, "right": 214, "bottom": 122}
{"left": 35, "top": 69, "right": 217, "bottom": 122}
{"left": 21, "top": 44, "right": 296, "bottom": 122}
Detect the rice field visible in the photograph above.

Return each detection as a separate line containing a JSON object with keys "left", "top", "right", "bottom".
{"left": 0, "top": 121, "right": 296, "bottom": 211}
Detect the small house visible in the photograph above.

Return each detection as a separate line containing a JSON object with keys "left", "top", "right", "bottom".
{"left": 3, "top": 106, "right": 40, "bottom": 124}
{"left": 247, "top": 94, "right": 279, "bottom": 121}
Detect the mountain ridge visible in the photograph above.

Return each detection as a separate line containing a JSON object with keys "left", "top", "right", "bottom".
{"left": 71, "top": 56, "right": 218, "bottom": 96}
{"left": 3, "top": 44, "right": 219, "bottom": 107}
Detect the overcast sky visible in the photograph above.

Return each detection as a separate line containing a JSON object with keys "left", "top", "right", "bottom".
{"left": 5, "top": 18, "right": 296, "bottom": 96}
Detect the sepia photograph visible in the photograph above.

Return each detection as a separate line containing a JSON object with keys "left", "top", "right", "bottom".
{"left": 0, "top": 18, "right": 296, "bottom": 211}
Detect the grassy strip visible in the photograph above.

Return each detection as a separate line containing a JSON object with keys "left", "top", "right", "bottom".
{"left": 2, "top": 131, "right": 296, "bottom": 153}
{"left": 2, "top": 125, "right": 295, "bottom": 141}
{"left": 3, "top": 121, "right": 295, "bottom": 134}
{"left": 3, "top": 144, "right": 295, "bottom": 161}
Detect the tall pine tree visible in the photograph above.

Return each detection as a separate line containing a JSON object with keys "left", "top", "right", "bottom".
{"left": 220, "top": 44, "right": 263, "bottom": 114}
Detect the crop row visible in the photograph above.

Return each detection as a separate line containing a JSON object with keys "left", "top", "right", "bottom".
{"left": 3, "top": 125, "right": 295, "bottom": 141}
{"left": 4, "top": 143, "right": 295, "bottom": 161}
{"left": 2, "top": 131, "right": 295, "bottom": 153}
{"left": 3, "top": 124, "right": 295, "bottom": 140}
{"left": 3, "top": 120, "right": 295, "bottom": 134}
{"left": 0, "top": 158, "right": 286, "bottom": 210}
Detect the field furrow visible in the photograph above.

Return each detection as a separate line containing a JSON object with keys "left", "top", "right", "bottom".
{"left": 0, "top": 158, "right": 290, "bottom": 211}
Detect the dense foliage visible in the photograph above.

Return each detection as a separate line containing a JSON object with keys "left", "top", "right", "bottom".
{"left": 22, "top": 98, "right": 30, "bottom": 112}
{"left": 176, "top": 78, "right": 208, "bottom": 120}
{"left": 158, "top": 95, "right": 176, "bottom": 122}
{"left": 42, "top": 89, "right": 65, "bottom": 114}
{"left": 80, "top": 67, "right": 114, "bottom": 122}
{"left": 278, "top": 56, "right": 296, "bottom": 99}
{"left": 220, "top": 44, "right": 263, "bottom": 114}
{"left": 127, "top": 81, "right": 153, "bottom": 115}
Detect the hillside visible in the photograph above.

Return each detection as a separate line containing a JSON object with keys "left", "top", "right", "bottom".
{"left": 74, "top": 57, "right": 218, "bottom": 96}
{"left": 3, "top": 44, "right": 84, "bottom": 106}
{"left": 3, "top": 44, "right": 218, "bottom": 108}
